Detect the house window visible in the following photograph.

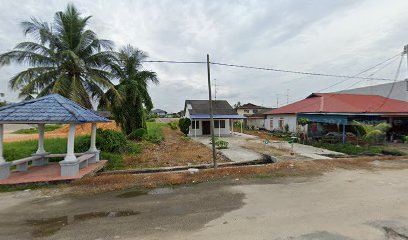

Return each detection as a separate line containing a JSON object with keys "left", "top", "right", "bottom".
{"left": 214, "top": 120, "right": 225, "bottom": 128}
{"left": 253, "top": 109, "right": 258, "bottom": 113}
{"left": 192, "top": 121, "right": 199, "bottom": 129}
{"left": 278, "top": 118, "right": 284, "bottom": 130}
{"left": 244, "top": 110, "right": 249, "bottom": 113}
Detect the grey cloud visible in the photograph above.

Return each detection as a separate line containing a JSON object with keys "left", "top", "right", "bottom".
{"left": 1, "top": 0, "right": 408, "bottom": 112}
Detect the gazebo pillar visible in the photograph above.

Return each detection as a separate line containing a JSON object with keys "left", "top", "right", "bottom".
{"left": 36, "top": 123, "right": 46, "bottom": 154}
{"left": 87, "top": 123, "right": 100, "bottom": 163}
{"left": 0, "top": 124, "right": 11, "bottom": 179}
{"left": 59, "top": 124, "right": 79, "bottom": 176}
{"left": 32, "top": 123, "right": 49, "bottom": 166}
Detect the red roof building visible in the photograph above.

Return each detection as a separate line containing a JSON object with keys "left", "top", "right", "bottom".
{"left": 262, "top": 93, "right": 408, "bottom": 143}
{"left": 264, "top": 93, "right": 408, "bottom": 115}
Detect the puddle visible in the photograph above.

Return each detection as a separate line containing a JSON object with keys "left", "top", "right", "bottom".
{"left": 116, "top": 187, "right": 174, "bottom": 198}
{"left": 116, "top": 190, "right": 147, "bottom": 198}
{"left": 28, "top": 210, "right": 139, "bottom": 237}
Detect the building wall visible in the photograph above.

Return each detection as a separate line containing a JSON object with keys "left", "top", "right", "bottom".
{"left": 337, "top": 80, "right": 408, "bottom": 102}
{"left": 236, "top": 108, "right": 263, "bottom": 116}
{"left": 246, "top": 118, "right": 265, "bottom": 129}
{"left": 265, "top": 114, "right": 297, "bottom": 132}
{"left": 188, "top": 119, "right": 232, "bottom": 137}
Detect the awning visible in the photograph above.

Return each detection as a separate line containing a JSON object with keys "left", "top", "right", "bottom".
{"left": 298, "top": 113, "right": 348, "bottom": 125}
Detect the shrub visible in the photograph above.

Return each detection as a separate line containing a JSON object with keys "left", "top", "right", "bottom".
{"left": 74, "top": 135, "right": 91, "bottom": 153}
{"left": 127, "top": 128, "right": 147, "bottom": 141}
{"left": 210, "top": 137, "right": 229, "bottom": 149}
{"left": 297, "top": 118, "right": 310, "bottom": 126}
{"left": 168, "top": 121, "right": 178, "bottom": 130}
{"left": 284, "top": 124, "right": 289, "bottom": 132}
{"left": 124, "top": 142, "right": 142, "bottom": 154}
{"left": 215, "top": 139, "right": 229, "bottom": 149}
{"left": 178, "top": 118, "right": 191, "bottom": 136}
{"left": 96, "top": 129, "right": 127, "bottom": 153}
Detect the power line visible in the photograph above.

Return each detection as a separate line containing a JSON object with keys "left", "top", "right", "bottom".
{"left": 210, "top": 62, "right": 397, "bottom": 81}
{"left": 374, "top": 53, "right": 404, "bottom": 110}
{"left": 143, "top": 59, "right": 399, "bottom": 81}
{"left": 276, "top": 52, "right": 404, "bottom": 107}
{"left": 342, "top": 55, "right": 401, "bottom": 91}
{"left": 315, "top": 52, "right": 402, "bottom": 93}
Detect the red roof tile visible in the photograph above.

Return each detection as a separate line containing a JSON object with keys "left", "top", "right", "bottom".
{"left": 263, "top": 93, "right": 408, "bottom": 115}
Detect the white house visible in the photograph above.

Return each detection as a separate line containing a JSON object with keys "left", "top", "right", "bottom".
{"left": 183, "top": 100, "right": 245, "bottom": 137}
{"left": 264, "top": 114, "right": 297, "bottom": 132}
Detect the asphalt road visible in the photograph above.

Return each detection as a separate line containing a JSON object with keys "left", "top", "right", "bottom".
{"left": 1, "top": 166, "right": 408, "bottom": 240}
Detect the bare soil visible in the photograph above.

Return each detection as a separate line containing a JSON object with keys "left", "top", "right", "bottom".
{"left": 72, "top": 155, "right": 408, "bottom": 193}
{"left": 124, "top": 128, "right": 227, "bottom": 168}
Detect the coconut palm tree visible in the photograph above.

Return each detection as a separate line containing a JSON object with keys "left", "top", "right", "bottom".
{"left": 100, "top": 46, "right": 158, "bottom": 135}
{"left": 0, "top": 4, "right": 118, "bottom": 108}
{"left": 353, "top": 121, "right": 391, "bottom": 145}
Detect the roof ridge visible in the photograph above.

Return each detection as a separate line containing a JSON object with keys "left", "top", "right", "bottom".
{"left": 52, "top": 94, "right": 84, "bottom": 122}
{"left": 0, "top": 94, "right": 109, "bottom": 123}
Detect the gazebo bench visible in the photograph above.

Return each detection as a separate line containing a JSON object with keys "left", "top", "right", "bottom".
{"left": 77, "top": 153, "right": 95, "bottom": 169}
{"left": 12, "top": 155, "right": 44, "bottom": 172}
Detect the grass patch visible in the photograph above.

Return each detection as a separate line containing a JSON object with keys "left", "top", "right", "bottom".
{"left": 13, "top": 124, "right": 62, "bottom": 134}
{"left": 144, "top": 122, "right": 167, "bottom": 143}
{"left": 101, "top": 152, "right": 124, "bottom": 170}
{"left": 4, "top": 138, "right": 68, "bottom": 161}
{"left": 310, "top": 143, "right": 405, "bottom": 156}
{"left": 3, "top": 136, "right": 139, "bottom": 170}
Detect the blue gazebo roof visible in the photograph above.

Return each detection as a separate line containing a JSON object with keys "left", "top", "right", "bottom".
{"left": 0, "top": 94, "right": 110, "bottom": 123}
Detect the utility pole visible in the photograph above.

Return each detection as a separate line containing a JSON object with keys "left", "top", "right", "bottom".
{"left": 207, "top": 54, "right": 217, "bottom": 168}
{"left": 405, "top": 45, "right": 408, "bottom": 77}
{"left": 214, "top": 78, "right": 217, "bottom": 100}
{"left": 276, "top": 94, "right": 279, "bottom": 108}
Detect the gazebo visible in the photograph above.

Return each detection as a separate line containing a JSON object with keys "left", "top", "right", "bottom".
{"left": 0, "top": 94, "right": 110, "bottom": 179}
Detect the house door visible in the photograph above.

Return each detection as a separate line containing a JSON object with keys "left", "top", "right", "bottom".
{"left": 202, "top": 121, "right": 211, "bottom": 135}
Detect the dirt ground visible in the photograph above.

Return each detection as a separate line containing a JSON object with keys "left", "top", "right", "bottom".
{"left": 2, "top": 161, "right": 408, "bottom": 239}
{"left": 72, "top": 156, "right": 406, "bottom": 193}
{"left": 124, "top": 128, "right": 227, "bottom": 168}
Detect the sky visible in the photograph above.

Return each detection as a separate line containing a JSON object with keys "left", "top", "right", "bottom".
{"left": 1, "top": 0, "right": 408, "bottom": 112}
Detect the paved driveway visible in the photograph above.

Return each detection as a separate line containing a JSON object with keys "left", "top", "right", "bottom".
{"left": 192, "top": 134, "right": 263, "bottom": 162}
{"left": 1, "top": 165, "right": 408, "bottom": 239}
{"left": 192, "top": 133, "right": 344, "bottom": 162}
{"left": 267, "top": 141, "right": 346, "bottom": 159}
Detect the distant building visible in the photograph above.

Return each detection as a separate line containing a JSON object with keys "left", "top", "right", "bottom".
{"left": 235, "top": 103, "right": 273, "bottom": 129}
{"left": 151, "top": 109, "right": 167, "bottom": 117}
{"left": 183, "top": 100, "right": 244, "bottom": 137}
{"left": 336, "top": 80, "right": 408, "bottom": 102}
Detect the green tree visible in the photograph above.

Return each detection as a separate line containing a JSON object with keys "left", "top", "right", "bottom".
{"left": 178, "top": 118, "right": 191, "bottom": 136}
{"left": 100, "top": 46, "right": 158, "bottom": 135}
{"left": 353, "top": 121, "right": 390, "bottom": 145}
{"left": 0, "top": 4, "right": 118, "bottom": 108}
